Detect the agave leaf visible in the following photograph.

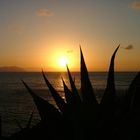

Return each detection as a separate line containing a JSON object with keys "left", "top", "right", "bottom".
{"left": 26, "top": 111, "right": 34, "bottom": 129}
{"left": 62, "top": 78, "right": 73, "bottom": 104}
{"left": 125, "top": 72, "right": 140, "bottom": 112}
{"left": 66, "top": 65, "right": 81, "bottom": 104}
{"left": 62, "top": 78, "right": 84, "bottom": 127}
{"left": 80, "top": 46, "right": 98, "bottom": 105}
{"left": 101, "top": 45, "right": 120, "bottom": 105}
{"left": 42, "top": 71, "right": 66, "bottom": 113}
{"left": 14, "top": 119, "right": 23, "bottom": 131}
{"left": 22, "top": 80, "right": 61, "bottom": 122}
{"left": 62, "top": 78, "right": 76, "bottom": 120}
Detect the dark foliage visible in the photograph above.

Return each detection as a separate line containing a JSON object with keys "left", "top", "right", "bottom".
{"left": 0, "top": 47, "right": 140, "bottom": 140}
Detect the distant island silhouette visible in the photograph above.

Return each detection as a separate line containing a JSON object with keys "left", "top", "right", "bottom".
{"left": 0, "top": 66, "right": 25, "bottom": 72}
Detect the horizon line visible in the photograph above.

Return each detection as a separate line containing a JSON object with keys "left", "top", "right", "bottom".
{"left": 0, "top": 70, "right": 138, "bottom": 73}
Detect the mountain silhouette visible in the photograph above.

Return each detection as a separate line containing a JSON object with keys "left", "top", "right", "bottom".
{"left": 0, "top": 66, "right": 25, "bottom": 72}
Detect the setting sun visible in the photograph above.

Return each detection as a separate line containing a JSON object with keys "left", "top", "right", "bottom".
{"left": 44, "top": 44, "right": 79, "bottom": 71}
{"left": 58, "top": 56, "right": 68, "bottom": 67}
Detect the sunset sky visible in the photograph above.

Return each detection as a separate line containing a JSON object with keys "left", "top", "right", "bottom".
{"left": 0, "top": 0, "right": 140, "bottom": 71}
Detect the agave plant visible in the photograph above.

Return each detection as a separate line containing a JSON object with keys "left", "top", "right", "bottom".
{"left": 1, "top": 46, "right": 139, "bottom": 140}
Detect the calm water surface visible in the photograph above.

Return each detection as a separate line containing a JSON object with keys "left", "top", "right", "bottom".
{"left": 0, "top": 72, "right": 137, "bottom": 136}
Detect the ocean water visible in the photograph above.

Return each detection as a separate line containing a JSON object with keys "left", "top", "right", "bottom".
{"left": 0, "top": 72, "right": 137, "bottom": 136}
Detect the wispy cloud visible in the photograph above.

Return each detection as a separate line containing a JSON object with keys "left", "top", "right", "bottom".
{"left": 8, "top": 24, "right": 25, "bottom": 34}
{"left": 37, "top": 8, "right": 54, "bottom": 17}
{"left": 130, "top": 1, "right": 140, "bottom": 10}
{"left": 125, "top": 45, "right": 134, "bottom": 50}
{"left": 67, "top": 50, "right": 73, "bottom": 53}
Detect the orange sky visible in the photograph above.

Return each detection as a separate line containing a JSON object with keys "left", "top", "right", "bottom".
{"left": 0, "top": 0, "right": 140, "bottom": 72}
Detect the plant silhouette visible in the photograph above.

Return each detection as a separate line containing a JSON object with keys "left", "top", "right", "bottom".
{"left": 0, "top": 46, "right": 140, "bottom": 140}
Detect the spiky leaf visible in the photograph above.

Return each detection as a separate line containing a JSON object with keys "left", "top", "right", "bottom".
{"left": 62, "top": 78, "right": 73, "bottom": 104}
{"left": 42, "top": 71, "right": 66, "bottom": 113}
{"left": 22, "top": 80, "right": 61, "bottom": 122}
{"left": 80, "top": 46, "right": 98, "bottom": 105}
{"left": 14, "top": 119, "right": 23, "bottom": 131}
{"left": 26, "top": 111, "right": 34, "bottom": 129}
{"left": 66, "top": 65, "right": 81, "bottom": 105}
{"left": 101, "top": 45, "right": 120, "bottom": 105}
{"left": 125, "top": 72, "right": 140, "bottom": 112}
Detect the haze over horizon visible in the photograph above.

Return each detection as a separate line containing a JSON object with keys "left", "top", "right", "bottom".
{"left": 0, "top": 65, "right": 138, "bottom": 72}
{"left": 0, "top": 0, "right": 140, "bottom": 72}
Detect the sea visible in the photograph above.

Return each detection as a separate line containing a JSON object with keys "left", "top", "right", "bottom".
{"left": 0, "top": 72, "right": 138, "bottom": 136}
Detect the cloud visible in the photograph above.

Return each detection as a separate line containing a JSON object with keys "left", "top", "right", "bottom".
{"left": 67, "top": 50, "right": 73, "bottom": 53}
{"left": 37, "top": 8, "right": 54, "bottom": 17}
{"left": 9, "top": 24, "right": 25, "bottom": 34}
{"left": 131, "top": 1, "right": 140, "bottom": 10}
{"left": 125, "top": 45, "right": 134, "bottom": 50}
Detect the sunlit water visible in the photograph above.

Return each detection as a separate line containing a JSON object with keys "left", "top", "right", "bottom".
{"left": 0, "top": 72, "right": 137, "bottom": 136}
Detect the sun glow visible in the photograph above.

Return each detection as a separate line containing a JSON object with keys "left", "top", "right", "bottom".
{"left": 44, "top": 43, "right": 79, "bottom": 71}
{"left": 58, "top": 56, "right": 68, "bottom": 67}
